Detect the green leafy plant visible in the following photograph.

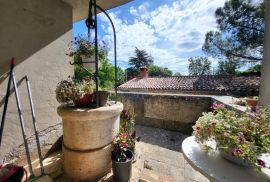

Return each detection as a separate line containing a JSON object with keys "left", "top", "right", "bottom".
{"left": 55, "top": 77, "right": 94, "bottom": 104}
{"left": 112, "top": 109, "right": 140, "bottom": 162}
{"left": 120, "top": 109, "right": 141, "bottom": 150}
{"left": 66, "top": 36, "right": 107, "bottom": 61}
{"left": 193, "top": 103, "right": 270, "bottom": 171}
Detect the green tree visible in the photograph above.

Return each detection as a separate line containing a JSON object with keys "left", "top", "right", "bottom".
{"left": 148, "top": 65, "right": 173, "bottom": 77}
{"left": 99, "top": 59, "right": 126, "bottom": 88}
{"left": 237, "top": 64, "right": 261, "bottom": 75}
{"left": 127, "top": 47, "right": 154, "bottom": 79}
{"left": 216, "top": 60, "right": 238, "bottom": 75}
{"left": 188, "top": 57, "right": 212, "bottom": 76}
{"left": 173, "top": 72, "right": 182, "bottom": 76}
{"left": 74, "top": 58, "right": 125, "bottom": 89}
{"left": 129, "top": 47, "right": 154, "bottom": 70}
{"left": 203, "top": 0, "right": 264, "bottom": 63}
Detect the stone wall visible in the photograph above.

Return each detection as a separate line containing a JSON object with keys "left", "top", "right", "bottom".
{"left": 0, "top": 0, "right": 73, "bottom": 159}
{"left": 118, "top": 92, "right": 212, "bottom": 134}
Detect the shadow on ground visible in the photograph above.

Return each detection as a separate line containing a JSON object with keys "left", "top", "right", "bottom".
{"left": 135, "top": 125, "right": 190, "bottom": 152}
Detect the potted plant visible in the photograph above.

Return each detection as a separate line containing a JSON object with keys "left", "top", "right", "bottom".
{"left": 112, "top": 131, "right": 134, "bottom": 182}
{"left": 55, "top": 77, "right": 94, "bottom": 107}
{"left": 245, "top": 96, "right": 259, "bottom": 108}
{"left": 94, "top": 89, "right": 110, "bottom": 106}
{"left": 66, "top": 36, "right": 107, "bottom": 72}
{"left": 193, "top": 103, "right": 270, "bottom": 171}
{"left": 120, "top": 109, "right": 140, "bottom": 163}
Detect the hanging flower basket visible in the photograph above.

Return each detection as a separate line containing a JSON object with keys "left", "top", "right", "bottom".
{"left": 81, "top": 55, "right": 100, "bottom": 72}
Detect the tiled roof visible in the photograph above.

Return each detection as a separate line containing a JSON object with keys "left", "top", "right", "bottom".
{"left": 118, "top": 75, "right": 260, "bottom": 95}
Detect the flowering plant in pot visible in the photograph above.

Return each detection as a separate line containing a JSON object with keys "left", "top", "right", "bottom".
{"left": 66, "top": 36, "right": 108, "bottom": 72}
{"left": 111, "top": 109, "right": 140, "bottom": 181}
{"left": 193, "top": 103, "right": 270, "bottom": 171}
{"left": 55, "top": 77, "right": 95, "bottom": 107}
{"left": 120, "top": 109, "right": 140, "bottom": 152}
{"left": 112, "top": 131, "right": 134, "bottom": 182}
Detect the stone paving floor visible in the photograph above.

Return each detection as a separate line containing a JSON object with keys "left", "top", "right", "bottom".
{"left": 12, "top": 125, "right": 209, "bottom": 182}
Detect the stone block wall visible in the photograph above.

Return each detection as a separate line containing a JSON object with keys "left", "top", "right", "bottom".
{"left": 118, "top": 92, "right": 212, "bottom": 134}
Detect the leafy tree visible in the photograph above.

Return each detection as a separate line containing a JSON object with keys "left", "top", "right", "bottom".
{"left": 237, "top": 64, "right": 261, "bottom": 75}
{"left": 203, "top": 0, "right": 265, "bottom": 63}
{"left": 216, "top": 60, "right": 238, "bottom": 75}
{"left": 127, "top": 47, "right": 154, "bottom": 79}
{"left": 126, "top": 67, "right": 139, "bottom": 80}
{"left": 148, "top": 65, "right": 173, "bottom": 77}
{"left": 74, "top": 58, "right": 125, "bottom": 89}
{"left": 129, "top": 47, "right": 154, "bottom": 70}
{"left": 173, "top": 72, "right": 182, "bottom": 76}
{"left": 117, "top": 67, "right": 126, "bottom": 86}
{"left": 99, "top": 59, "right": 126, "bottom": 88}
{"left": 188, "top": 57, "right": 212, "bottom": 76}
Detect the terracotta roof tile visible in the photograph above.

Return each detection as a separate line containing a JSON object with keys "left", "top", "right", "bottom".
{"left": 118, "top": 75, "right": 260, "bottom": 95}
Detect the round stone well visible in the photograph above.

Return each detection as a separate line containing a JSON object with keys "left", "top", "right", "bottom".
{"left": 57, "top": 102, "right": 123, "bottom": 181}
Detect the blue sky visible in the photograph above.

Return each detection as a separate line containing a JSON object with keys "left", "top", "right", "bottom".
{"left": 73, "top": 0, "right": 226, "bottom": 75}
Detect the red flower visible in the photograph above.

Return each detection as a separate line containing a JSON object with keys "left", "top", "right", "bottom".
{"left": 257, "top": 159, "right": 266, "bottom": 167}
{"left": 210, "top": 103, "right": 225, "bottom": 109}
{"left": 121, "top": 142, "right": 128, "bottom": 148}
{"left": 231, "top": 148, "right": 243, "bottom": 156}
{"left": 122, "top": 133, "right": 128, "bottom": 139}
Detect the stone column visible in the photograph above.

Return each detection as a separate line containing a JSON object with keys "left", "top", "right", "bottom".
{"left": 259, "top": 0, "right": 270, "bottom": 107}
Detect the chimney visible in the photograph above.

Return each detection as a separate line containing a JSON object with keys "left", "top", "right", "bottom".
{"left": 140, "top": 66, "right": 148, "bottom": 78}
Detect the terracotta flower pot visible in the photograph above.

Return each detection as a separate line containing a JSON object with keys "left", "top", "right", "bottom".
{"left": 73, "top": 93, "right": 93, "bottom": 107}
{"left": 245, "top": 97, "right": 258, "bottom": 108}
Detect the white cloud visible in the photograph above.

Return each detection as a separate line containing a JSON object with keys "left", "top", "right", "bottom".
{"left": 101, "top": 0, "right": 226, "bottom": 75}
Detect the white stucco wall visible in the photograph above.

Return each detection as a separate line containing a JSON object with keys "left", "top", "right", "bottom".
{"left": 0, "top": 0, "right": 73, "bottom": 159}
{"left": 259, "top": 0, "right": 270, "bottom": 108}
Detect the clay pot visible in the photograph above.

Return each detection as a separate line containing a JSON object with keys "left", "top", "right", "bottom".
{"left": 245, "top": 97, "right": 258, "bottom": 108}
{"left": 73, "top": 93, "right": 93, "bottom": 107}
{"left": 94, "top": 91, "right": 110, "bottom": 106}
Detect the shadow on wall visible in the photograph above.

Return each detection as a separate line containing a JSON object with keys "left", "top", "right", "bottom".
{"left": 0, "top": 0, "right": 72, "bottom": 78}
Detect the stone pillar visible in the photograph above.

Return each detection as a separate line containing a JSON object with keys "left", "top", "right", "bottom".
{"left": 259, "top": 0, "right": 270, "bottom": 107}
{"left": 57, "top": 102, "right": 123, "bottom": 181}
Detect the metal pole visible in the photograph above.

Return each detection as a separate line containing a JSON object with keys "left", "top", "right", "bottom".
{"left": 12, "top": 72, "right": 33, "bottom": 175}
{"left": 25, "top": 76, "right": 44, "bottom": 175}
{"left": 0, "top": 58, "right": 15, "bottom": 146}
{"left": 96, "top": 5, "right": 118, "bottom": 103}
{"left": 94, "top": 0, "right": 99, "bottom": 107}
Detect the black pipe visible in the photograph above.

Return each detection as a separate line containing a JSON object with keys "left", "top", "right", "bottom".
{"left": 0, "top": 58, "right": 15, "bottom": 146}
{"left": 96, "top": 5, "right": 118, "bottom": 103}
{"left": 94, "top": 0, "right": 99, "bottom": 107}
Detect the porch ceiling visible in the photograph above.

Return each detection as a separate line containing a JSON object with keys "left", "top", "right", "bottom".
{"left": 62, "top": 0, "right": 132, "bottom": 22}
